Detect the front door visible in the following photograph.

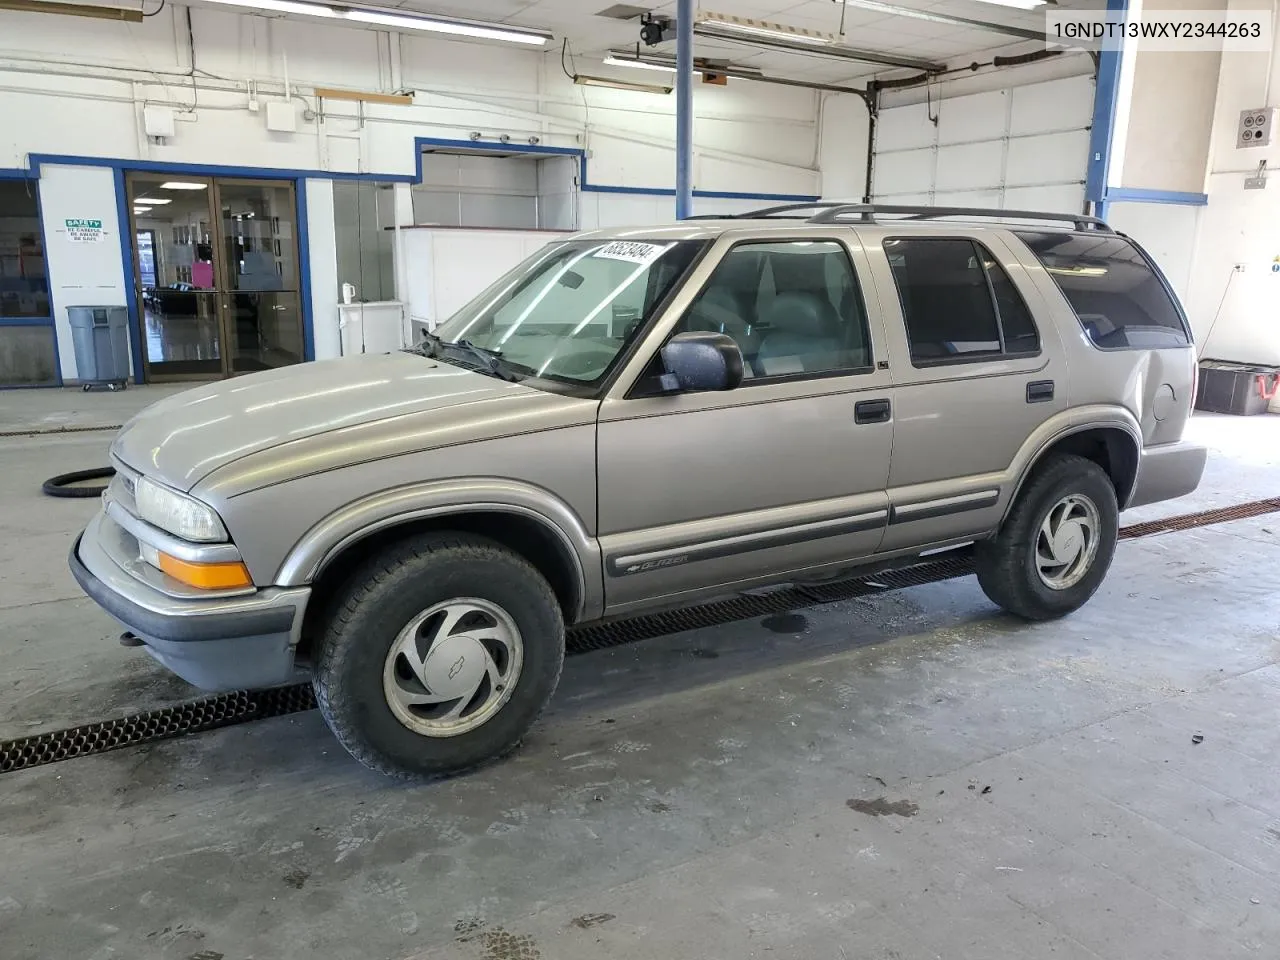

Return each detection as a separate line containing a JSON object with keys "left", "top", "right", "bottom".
{"left": 126, "top": 174, "right": 305, "bottom": 380}
{"left": 596, "top": 236, "right": 896, "bottom": 615}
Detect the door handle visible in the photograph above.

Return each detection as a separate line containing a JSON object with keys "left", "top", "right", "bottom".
{"left": 854, "top": 398, "right": 892, "bottom": 424}
{"left": 1026, "top": 380, "right": 1055, "bottom": 403}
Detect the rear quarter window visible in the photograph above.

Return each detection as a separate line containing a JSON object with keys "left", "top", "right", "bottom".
{"left": 1014, "top": 231, "right": 1191, "bottom": 349}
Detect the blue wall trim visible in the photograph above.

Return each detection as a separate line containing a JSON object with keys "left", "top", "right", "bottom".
{"left": 415, "top": 137, "right": 818, "bottom": 202}
{"left": 0, "top": 316, "right": 53, "bottom": 326}
{"left": 24, "top": 142, "right": 819, "bottom": 204}
{"left": 1102, "top": 187, "right": 1208, "bottom": 206}
{"left": 29, "top": 154, "right": 416, "bottom": 184}
{"left": 1085, "top": 0, "right": 1127, "bottom": 205}
{"left": 0, "top": 168, "right": 37, "bottom": 180}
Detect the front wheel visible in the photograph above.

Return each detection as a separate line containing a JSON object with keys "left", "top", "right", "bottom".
{"left": 975, "top": 453, "right": 1118, "bottom": 621}
{"left": 313, "top": 533, "right": 565, "bottom": 779}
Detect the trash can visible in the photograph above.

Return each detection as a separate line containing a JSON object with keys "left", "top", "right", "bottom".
{"left": 68, "top": 306, "right": 131, "bottom": 391}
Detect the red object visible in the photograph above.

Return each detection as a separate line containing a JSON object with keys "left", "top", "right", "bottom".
{"left": 1257, "top": 374, "right": 1279, "bottom": 401}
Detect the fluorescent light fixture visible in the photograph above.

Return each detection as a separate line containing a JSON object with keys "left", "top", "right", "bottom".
{"left": 133, "top": 207, "right": 151, "bottom": 214}
{"left": 133, "top": 197, "right": 172, "bottom": 205}
{"left": 204, "top": 0, "right": 335, "bottom": 14}
{"left": 604, "top": 52, "right": 764, "bottom": 79}
{"left": 197, "top": 0, "right": 551, "bottom": 45}
{"left": 696, "top": 12, "right": 833, "bottom": 45}
{"left": 574, "top": 74, "right": 672, "bottom": 95}
{"left": 971, "top": 0, "right": 1044, "bottom": 8}
{"left": 160, "top": 181, "right": 208, "bottom": 190}
{"left": 604, "top": 54, "right": 677, "bottom": 74}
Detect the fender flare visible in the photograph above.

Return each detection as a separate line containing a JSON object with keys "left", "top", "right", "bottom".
{"left": 1001, "top": 406, "right": 1143, "bottom": 524}
{"left": 274, "top": 478, "right": 599, "bottom": 621}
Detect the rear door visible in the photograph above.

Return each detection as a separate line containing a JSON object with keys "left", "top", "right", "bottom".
{"left": 595, "top": 233, "right": 896, "bottom": 615}
{"left": 859, "top": 229, "right": 1068, "bottom": 551}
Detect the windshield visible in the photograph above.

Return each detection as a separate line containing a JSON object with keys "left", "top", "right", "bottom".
{"left": 430, "top": 238, "right": 706, "bottom": 386}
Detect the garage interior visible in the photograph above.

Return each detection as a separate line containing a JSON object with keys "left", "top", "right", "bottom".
{"left": 3, "top": 0, "right": 1280, "bottom": 958}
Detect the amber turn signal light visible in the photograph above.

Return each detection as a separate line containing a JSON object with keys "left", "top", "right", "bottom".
{"left": 158, "top": 553, "right": 253, "bottom": 590}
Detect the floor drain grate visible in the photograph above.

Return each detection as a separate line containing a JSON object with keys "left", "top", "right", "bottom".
{"left": 1118, "top": 497, "right": 1280, "bottom": 539}
{"left": 0, "top": 685, "right": 317, "bottom": 774}
{"left": 4, "top": 497, "right": 1277, "bottom": 774}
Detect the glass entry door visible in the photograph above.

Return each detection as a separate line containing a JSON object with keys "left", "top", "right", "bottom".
{"left": 212, "top": 179, "right": 304, "bottom": 373}
{"left": 127, "top": 174, "right": 305, "bottom": 381}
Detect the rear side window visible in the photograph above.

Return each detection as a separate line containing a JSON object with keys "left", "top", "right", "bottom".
{"left": 885, "top": 238, "right": 1040, "bottom": 365}
{"left": 1014, "top": 231, "right": 1190, "bottom": 349}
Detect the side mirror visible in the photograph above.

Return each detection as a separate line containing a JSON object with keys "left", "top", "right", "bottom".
{"left": 659, "top": 331, "right": 744, "bottom": 393}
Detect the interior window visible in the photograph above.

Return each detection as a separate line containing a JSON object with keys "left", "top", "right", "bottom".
{"left": 676, "top": 240, "right": 872, "bottom": 380}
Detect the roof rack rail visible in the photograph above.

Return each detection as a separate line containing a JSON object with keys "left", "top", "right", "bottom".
{"left": 804, "top": 203, "right": 1111, "bottom": 233}
{"left": 729, "top": 201, "right": 849, "bottom": 219}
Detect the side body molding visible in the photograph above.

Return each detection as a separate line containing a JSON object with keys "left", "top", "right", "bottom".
{"left": 274, "top": 478, "right": 602, "bottom": 622}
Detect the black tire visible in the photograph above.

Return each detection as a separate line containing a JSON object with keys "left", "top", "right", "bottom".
{"left": 975, "top": 453, "right": 1118, "bottom": 621}
{"left": 313, "top": 532, "right": 565, "bottom": 780}
{"left": 42, "top": 466, "right": 115, "bottom": 499}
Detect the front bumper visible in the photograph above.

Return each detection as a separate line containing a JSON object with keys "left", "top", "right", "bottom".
{"left": 70, "top": 512, "right": 310, "bottom": 691}
{"left": 1127, "top": 440, "right": 1208, "bottom": 509}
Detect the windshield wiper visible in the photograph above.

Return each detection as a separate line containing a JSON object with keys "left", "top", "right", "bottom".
{"left": 452, "top": 339, "right": 518, "bottom": 382}
{"left": 411, "top": 331, "right": 517, "bottom": 382}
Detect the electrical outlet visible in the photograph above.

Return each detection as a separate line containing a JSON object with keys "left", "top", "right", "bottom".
{"left": 1234, "top": 263, "right": 1247, "bottom": 272}
{"left": 1237, "top": 106, "right": 1277, "bottom": 148}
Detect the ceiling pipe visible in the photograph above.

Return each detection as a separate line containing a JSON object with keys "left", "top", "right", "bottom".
{"left": 836, "top": 0, "right": 1046, "bottom": 41}
{"left": 692, "top": 23, "right": 943, "bottom": 73}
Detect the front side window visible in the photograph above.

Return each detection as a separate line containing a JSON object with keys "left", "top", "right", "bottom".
{"left": 432, "top": 238, "right": 705, "bottom": 386}
{"left": 675, "top": 239, "right": 872, "bottom": 380}
{"left": 1014, "top": 231, "right": 1190, "bottom": 349}
{"left": 886, "top": 237, "right": 1040, "bottom": 365}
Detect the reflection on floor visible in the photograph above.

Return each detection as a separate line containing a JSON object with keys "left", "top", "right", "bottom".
{"left": 142, "top": 307, "right": 303, "bottom": 373}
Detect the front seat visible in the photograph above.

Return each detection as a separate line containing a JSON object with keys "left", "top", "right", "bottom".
{"left": 685, "top": 288, "right": 761, "bottom": 373}
{"left": 755, "top": 292, "right": 843, "bottom": 376}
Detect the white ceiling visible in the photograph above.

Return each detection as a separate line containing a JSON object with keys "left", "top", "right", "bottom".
{"left": 385, "top": 0, "right": 1092, "bottom": 85}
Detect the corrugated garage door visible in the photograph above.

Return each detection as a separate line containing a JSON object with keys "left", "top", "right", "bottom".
{"left": 871, "top": 74, "right": 1094, "bottom": 214}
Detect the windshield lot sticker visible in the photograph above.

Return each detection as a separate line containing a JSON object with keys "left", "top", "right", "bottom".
{"left": 592, "top": 241, "right": 667, "bottom": 264}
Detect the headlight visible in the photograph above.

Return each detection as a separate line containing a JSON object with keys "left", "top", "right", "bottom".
{"left": 135, "top": 477, "right": 228, "bottom": 543}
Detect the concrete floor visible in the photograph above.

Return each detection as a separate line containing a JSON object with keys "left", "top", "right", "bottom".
{"left": 0, "top": 390, "right": 1278, "bottom": 960}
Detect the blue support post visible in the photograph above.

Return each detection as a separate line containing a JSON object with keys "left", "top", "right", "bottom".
{"left": 1084, "top": 0, "right": 1128, "bottom": 210}
{"left": 675, "top": 0, "right": 694, "bottom": 219}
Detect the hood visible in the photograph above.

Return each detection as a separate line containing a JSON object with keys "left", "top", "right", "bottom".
{"left": 113, "top": 353, "right": 538, "bottom": 492}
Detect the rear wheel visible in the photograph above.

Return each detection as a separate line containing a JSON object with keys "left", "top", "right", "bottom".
{"left": 975, "top": 453, "right": 1118, "bottom": 620}
{"left": 313, "top": 533, "right": 565, "bottom": 779}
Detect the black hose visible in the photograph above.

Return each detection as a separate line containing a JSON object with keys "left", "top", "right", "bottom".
{"left": 42, "top": 467, "right": 115, "bottom": 499}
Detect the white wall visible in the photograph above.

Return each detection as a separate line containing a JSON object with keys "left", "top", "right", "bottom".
{"left": 304, "top": 178, "right": 339, "bottom": 361}
{"left": 0, "top": 5, "right": 821, "bottom": 377}
{"left": 1107, "top": 202, "right": 1202, "bottom": 302}
{"left": 36, "top": 165, "right": 131, "bottom": 381}
{"left": 1120, "top": 0, "right": 1225, "bottom": 194}
{"left": 1182, "top": 0, "right": 1280, "bottom": 364}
